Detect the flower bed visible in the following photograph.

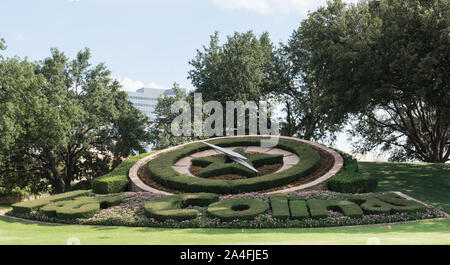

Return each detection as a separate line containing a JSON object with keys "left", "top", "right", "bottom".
{"left": 7, "top": 190, "right": 446, "bottom": 228}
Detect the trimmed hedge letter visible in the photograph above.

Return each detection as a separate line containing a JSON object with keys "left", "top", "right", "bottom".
{"left": 307, "top": 200, "right": 363, "bottom": 219}
{"left": 41, "top": 196, "right": 100, "bottom": 219}
{"left": 377, "top": 193, "right": 426, "bottom": 213}
{"left": 289, "top": 200, "right": 309, "bottom": 219}
{"left": 144, "top": 193, "right": 219, "bottom": 221}
{"left": 350, "top": 194, "right": 426, "bottom": 214}
{"left": 207, "top": 198, "right": 269, "bottom": 221}
{"left": 270, "top": 194, "right": 290, "bottom": 220}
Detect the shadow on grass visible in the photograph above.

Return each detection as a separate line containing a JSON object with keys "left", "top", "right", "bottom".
{"left": 359, "top": 162, "right": 450, "bottom": 213}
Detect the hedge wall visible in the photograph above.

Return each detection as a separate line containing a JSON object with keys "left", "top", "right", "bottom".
{"left": 92, "top": 152, "right": 153, "bottom": 194}
{"left": 147, "top": 137, "right": 320, "bottom": 194}
{"left": 327, "top": 150, "right": 377, "bottom": 193}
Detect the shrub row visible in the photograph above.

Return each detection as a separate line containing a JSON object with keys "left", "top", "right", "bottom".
{"left": 148, "top": 137, "right": 321, "bottom": 194}
{"left": 327, "top": 150, "right": 377, "bottom": 193}
{"left": 141, "top": 192, "right": 426, "bottom": 221}
{"left": 92, "top": 152, "right": 153, "bottom": 194}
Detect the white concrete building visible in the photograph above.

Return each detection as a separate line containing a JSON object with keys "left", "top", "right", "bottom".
{"left": 126, "top": 87, "right": 186, "bottom": 119}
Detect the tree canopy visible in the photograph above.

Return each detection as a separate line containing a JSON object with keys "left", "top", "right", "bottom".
{"left": 188, "top": 31, "right": 275, "bottom": 103}
{"left": 0, "top": 47, "right": 151, "bottom": 193}
{"left": 288, "top": 0, "right": 449, "bottom": 162}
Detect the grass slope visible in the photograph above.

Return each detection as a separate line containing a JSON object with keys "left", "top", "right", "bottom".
{"left": 359, "top": 162, "right": 450, "bottom": 213}
{"left": 0, "top": 216, "right": 448, "bottom": 245}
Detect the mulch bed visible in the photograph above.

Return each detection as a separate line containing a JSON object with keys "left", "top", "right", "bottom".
{"left": 137, "top": 147, "right": 334, "bottom": 194}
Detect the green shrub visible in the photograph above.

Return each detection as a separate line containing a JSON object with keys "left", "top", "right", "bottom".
{"left": 307, "top": 199, "right": 363, "bottom": 219}
{"left": 40, "top": 194, "right": 122, "bottom": 219}
{"left": 206, "top": 197, "right": 269, "bottom": 221}
{"left": 148, "top": 137, "right": 320, "bottom": 194}
{"left": 70, "top": 180, "right": 92, "bottom": 191}
{"left": 328, "top": 149, "right": 377, "bottom": 193}
{"left": 92, "top": 152, "right": 153, "bottom": 194}
{"left": 349, "top": 196, "right": 393, "bottom": 214}
{"left": 55, "top": 200, "right": 100, "bottom": 220}
{"left": 377, "top": 193, "right": 426, "bottom": 213}
{"left": 96, "top": 195, "right": 124, "bottom": 208}
{"left": 41, "top": 196, "right": 97, "bottom": 218}
{"left": 289, "top": 200, "right": 309, "bottom": 219}
{"left": 198, "top": 162, "right": 257, "bottom": 178}
{"left": 249, "top": 154, "right": 283, "bottom": 167}
{"left": 41, "top": 200, "right": 78, "bottom": 217}
{"left": 144, "top": 193, "right": 219, "bottom": 221}
{"left": 349, "top": 193, "right": 426, "bottom": 214}
{"left": 327, "top": 170, "right": 378, "bottom": 193}
{"left": 269, "top": 194, "right": 290, "bottom": 220}
{"left": 191, "top": 156, "right": 225, "bottom": 167}
{"left": 11, "top": 189, "right": 92, "bottom": 214}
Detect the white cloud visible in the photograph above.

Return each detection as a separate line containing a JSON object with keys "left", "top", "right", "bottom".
{"left": 115, "top": 77, "right": 166, "bottom": 92}
{"left": 212, "top": 0, "right": 359, "bottom": 16}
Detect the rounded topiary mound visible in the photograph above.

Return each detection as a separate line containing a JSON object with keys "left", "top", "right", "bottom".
{"left": 206, "top": 197, "right": 270, "bottom": 221}
{"left": 327, "top": 150, "right": 378, "bottom": 193}
{"left": 145, "top": 137, "right": 321, "bottom": 194}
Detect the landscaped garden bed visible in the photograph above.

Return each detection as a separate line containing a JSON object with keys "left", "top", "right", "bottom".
{"left": 7, "top": 190, "right": 446, "bottom": 228}
{"left": 6, "top": 136, "right": 444, "bottom": 230}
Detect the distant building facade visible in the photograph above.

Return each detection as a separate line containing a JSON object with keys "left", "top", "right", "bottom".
{"left": 126, "top": 87, "right": 186, "bottom": 120}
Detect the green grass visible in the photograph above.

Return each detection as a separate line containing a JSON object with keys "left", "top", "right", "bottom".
{"left": 359, "top": 162, "right": 450, "bottom": 213}
{"left": 0, "top": 216, "right": 448, "bottom": 245}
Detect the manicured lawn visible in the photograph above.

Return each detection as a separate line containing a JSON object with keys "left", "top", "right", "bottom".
{"left": 0, "top": 216, "right": 448, "bottom": 245}
{"left": 360, "top": 162, "right": 450, "bottom": 213}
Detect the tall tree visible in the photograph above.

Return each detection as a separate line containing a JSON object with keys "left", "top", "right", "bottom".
{"left": 291, "top": 0, "right": 449, "bottom": 162}
{"left": 269, "top": 42, "right": 343, "bottom": 141}
{"left": 148, "top": 83, "right": 200, "bottom": 150}
{"left": 0, "top": 47, "right": 151, "bottom": 193}
{"left": 188, "top": 31, "right": 278, "bottom": 136}
{"left": 188, "top": 31, "right": 275, "bottom": 103}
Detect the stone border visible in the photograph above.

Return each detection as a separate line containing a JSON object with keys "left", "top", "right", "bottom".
{"left": 129, "top": 135, "right": 343, "bottom": 195}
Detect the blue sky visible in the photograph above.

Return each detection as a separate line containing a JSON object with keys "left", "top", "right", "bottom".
{"left": 2, "top": 0, "right": 375, "bottom": 157}
{"left": 1, "top": 0, "right": 357, "bottom": 91}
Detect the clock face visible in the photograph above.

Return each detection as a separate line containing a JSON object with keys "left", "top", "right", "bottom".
{"left": 131, "top": 136, "right": 341, "bottom": 195}
{"left": 172, "top": 146, "right": 300, "bottom": 179}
